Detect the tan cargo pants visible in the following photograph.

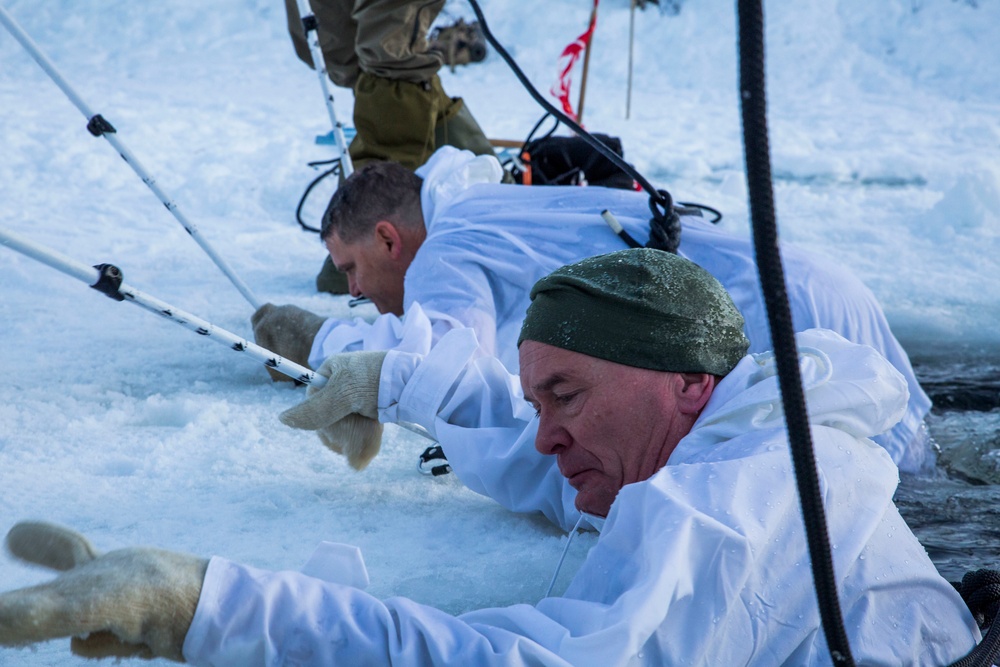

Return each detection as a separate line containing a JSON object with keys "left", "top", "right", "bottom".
{"left": 285, "top": 0, "right": 493, "bottom": 170}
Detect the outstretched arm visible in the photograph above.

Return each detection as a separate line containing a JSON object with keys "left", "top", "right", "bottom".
{"left": 380, "top": 328, "right": 580, "bottom": 531}
{"left": 0, "top": 521, "right": 207, "bottom": 662}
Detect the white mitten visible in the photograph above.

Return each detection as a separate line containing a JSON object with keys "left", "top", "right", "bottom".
{"left": 280, "top": 350, "right": 387, "bottom": 470}
{"left": 0, "top": 521, "right": 208, "bottom": 662}
{"left": 251, "top": 302, "right": 327, "bottom": 382}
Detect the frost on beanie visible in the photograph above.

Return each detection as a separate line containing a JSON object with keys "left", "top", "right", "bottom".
{"left": 518, "top": 248, "right": 749, "bottom": 376}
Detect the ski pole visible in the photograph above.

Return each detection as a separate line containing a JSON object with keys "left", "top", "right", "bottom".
{"left": 295, "top": 0, "right": 354, "bottom": 177}
{"left": 0, "top": 4, "right": 262, "bottom": 310}
{"left": 0, "top": 226, "right": 436, "bottom": 443}
{"left": 0, "top": 226, "right": 299, "bottom": 382}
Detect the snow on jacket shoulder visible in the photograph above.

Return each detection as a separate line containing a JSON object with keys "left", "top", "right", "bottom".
{"left": 678, "top": 216, "right": 933, "bottom": 470}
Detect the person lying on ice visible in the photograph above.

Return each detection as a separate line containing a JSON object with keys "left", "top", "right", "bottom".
{"left": 253, "top": 146, "right": 933, "bottom": 473}
{"left": 0, "top": 249, "right": 977, "bottom": 665}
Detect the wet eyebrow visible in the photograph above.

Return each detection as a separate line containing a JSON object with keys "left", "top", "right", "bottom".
{"left": 531, "top": 373, "right": 570, "bottom": 395}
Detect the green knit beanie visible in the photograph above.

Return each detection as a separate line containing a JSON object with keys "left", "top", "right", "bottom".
{"left": 518, "top": 248, "right": 749, "bottom": 376}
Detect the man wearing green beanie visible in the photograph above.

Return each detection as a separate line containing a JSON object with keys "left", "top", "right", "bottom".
{"left": 514, "top": 248, "right": 749, "bottom": 516}
{"left": 0, "top": 249, "right": 978, "bottom": 665}
{"left": 518, "top": 247, "right": 749, "bottom": 376}
{"left": 256, "top": 146, "right": 935, "bottom": 474}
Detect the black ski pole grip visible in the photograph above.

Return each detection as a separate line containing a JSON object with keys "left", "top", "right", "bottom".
{"left": 86, "top": 113, "right": 117, "bottom": 137}
{"left": 91, "top": 263, "right": 125, "bottom": 301}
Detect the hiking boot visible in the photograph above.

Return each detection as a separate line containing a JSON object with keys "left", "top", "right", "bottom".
{"left": 316, "top": 254, "right": 349, "bottom": 295}
{"left": 428, "top": 19, "right": 487, "bottom": 72}
{"left": 349, "top": 73, "right": 492, "bottom": 169}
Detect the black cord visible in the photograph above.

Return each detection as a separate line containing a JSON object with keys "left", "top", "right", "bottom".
{"left": 522, "top": 112, "right": 560, "bottom": 150}
{"left": 948, "top": 569, "right": 1000, "bottom": 666}
{"left": 295, "top": 159, "right": 341, "bottom": 233}
{"left": 677, "top": 201, "right": 723, "bottom": 223}
{"left": 738, "top": 1, "right": 854, "bottom": 665}
{"left": 465, "top": 0, "right": 667, "bottom": 210}
{"left": 465, "top": 0, "right": 713, "bottom": 252}
{"left": 949, "top": 622, "right": 1000, "bottom": 667}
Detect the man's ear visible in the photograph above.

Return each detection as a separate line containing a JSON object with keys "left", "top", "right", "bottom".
{"left": 675, "top": 373, "right": 716, "bottom": 414}
{"left": 373, "top": 221, "right": 403, "bottom": 259}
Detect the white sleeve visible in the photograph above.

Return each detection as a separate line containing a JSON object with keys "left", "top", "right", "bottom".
{"left": 182, "top": 472, "right": 754, "bottom": 667}
{"left": 379, "top": 329, "right": 580, "bottom": 531}
{"left": 183, "top": 553, "right": 636, "bottom": 667}
{"left": 307, "top": 302, "right": 447, "bottom": 370}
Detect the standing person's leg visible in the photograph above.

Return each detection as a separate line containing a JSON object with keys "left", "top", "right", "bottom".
{"left": 432, "top": 78, "right": 495, "bottom": 158}
{"left": 289, "top": 0, "right": 494, "bottom": 293}
{"left": 284, "top": 0, "right": 360, "bottom": 87}
{"left": 349, "top": 0, "right": 492, "bottom": 169}
{"left": 285, "top": 0, "right": 357, "bottom": 295}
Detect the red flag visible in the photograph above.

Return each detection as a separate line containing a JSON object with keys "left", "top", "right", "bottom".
{"left": 551, "top": 0, "right": 599, "bottom": 123}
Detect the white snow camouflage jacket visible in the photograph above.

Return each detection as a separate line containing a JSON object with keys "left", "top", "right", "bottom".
{"left": 309, "top": 146, "right": 932, "bottom": 472}
{"left": 183, "top": 329, "right": 976, "bottom": 666}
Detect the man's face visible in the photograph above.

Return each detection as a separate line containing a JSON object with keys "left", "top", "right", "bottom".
{"left": 519, "top": 341, "right": 693, "bottom": 517}
{"left": 325, "top": 230, "right": 406, "bottom": 315}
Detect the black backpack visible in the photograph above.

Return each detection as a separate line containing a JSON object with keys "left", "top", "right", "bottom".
{"left": 509, "top": 132, "right": 636, "bottom": 190}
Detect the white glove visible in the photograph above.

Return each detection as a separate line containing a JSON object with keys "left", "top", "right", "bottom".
{"left": 251, "top": 303, "right": 327, "bottom": 382}
{"left": 280, "top": 350, "right": 387, "bottom": 470}
{"left": 0, "top": 521, "right": 208, "bottom": 662}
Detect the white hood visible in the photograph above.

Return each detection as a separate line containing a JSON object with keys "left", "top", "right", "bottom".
{"left": 416, "top": 146, "right": 504, "bottom": 225}
{"left": 674, "top": 327, "right": 910, "bottom": 462}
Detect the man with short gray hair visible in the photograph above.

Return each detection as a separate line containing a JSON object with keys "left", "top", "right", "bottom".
{"left": 253, "top": 147, "right": 936, "bottom": 473}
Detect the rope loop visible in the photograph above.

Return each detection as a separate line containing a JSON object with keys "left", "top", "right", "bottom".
{"left": 646, "top": 189, "right": 681, "bottom": 253}
{"left": 955, "top": 569, "right": 1000, "bottom": 629}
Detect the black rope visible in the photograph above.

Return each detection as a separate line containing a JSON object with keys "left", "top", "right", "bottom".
{"left": 467, "top": 0, "right": 662, "bottom": 202}
{"left": 947, "top": 569, "right": 1000, "bottom": 667}
{"left": 950, "top": 621, "right": 1000, "bottom": 667}
{"left": 465, "top": 0, "right": 684, "bottom": 253}
{"left": 954, "top": 570, "right": 1000, "bottom": 630}
{"left": 647, "top": 188, "right": 682, "bottom": 253}
{"left": 737, "top": 2, "right": 854, "bottom": 665}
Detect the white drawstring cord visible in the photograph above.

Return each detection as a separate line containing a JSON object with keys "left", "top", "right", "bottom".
{"left": 545, "top": 513, "right": 588, "bottom": 598}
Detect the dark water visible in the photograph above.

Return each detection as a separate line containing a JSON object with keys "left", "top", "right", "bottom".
{"left": 894, "top": 343, "right": 1000, "bottom": 583}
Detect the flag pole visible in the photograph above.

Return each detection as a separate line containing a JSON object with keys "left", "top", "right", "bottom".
{"left": 575, "top": 0, "right": 599, "bottom": 125}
